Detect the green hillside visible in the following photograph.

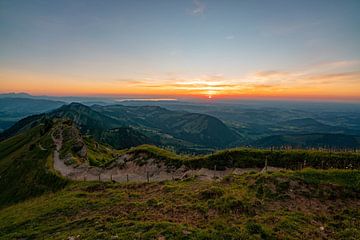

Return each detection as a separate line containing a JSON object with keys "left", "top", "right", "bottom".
{"left": 125, "top": 145, "right": 360, "bottom": 170}
{"left": 0, "top": 169, "right": 359, "bottom": 239}
{"left": 0, "top": 118, "right": 359, "bottom": 239}
{"left": 1, "top": 117, "right": 359, "bottom": 208}
{"left": 253, "top": 133, "right": 360, "bottom": 149}
{"left": 100, "top": 127, "right": 153, "bottom": 150}
{"left": 0, "top": 123, "right": 68, "bottom": 207}
{"left": 91, "top": 104, "right": 239, "bottom": 148}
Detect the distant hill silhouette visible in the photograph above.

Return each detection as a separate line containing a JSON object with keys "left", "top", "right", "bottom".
{"left": 253, "top": 133, "right": 360, "bottom": 149}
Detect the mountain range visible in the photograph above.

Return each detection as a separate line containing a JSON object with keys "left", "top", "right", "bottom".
{"left": 1, "top": 102, "right": 239, "bottom": 153}
{"left": 1, "top": 94, "right": 360, "bottom": 151}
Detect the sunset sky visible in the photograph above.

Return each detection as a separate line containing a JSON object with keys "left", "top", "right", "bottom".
{"left": 0, "top": 0, "right": 359, "bottom": 101}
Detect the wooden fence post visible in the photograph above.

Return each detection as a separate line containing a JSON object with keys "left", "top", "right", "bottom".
{"left": 265, "top": 157, "right": 268, "bottom": 171}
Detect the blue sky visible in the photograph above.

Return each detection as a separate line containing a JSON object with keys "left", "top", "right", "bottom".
{"left": 0, "top": 0, "right": 359, "bottom": 100}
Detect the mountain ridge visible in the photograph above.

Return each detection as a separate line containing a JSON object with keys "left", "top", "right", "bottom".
{"left": 0, "top": 102, "right": 239, "bottom": 152}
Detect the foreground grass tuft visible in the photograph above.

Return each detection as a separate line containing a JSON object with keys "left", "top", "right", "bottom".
{"left": 0, "top": 169, "right": 359, "bottom": 239}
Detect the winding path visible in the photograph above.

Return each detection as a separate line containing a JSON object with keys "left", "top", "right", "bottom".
{"left": 51, "top": 128, "right": 282, "bottom": 183}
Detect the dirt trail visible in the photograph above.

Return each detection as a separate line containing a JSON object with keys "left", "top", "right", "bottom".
{"left": 52, "top": 129, "right": 282, "bottom": 183}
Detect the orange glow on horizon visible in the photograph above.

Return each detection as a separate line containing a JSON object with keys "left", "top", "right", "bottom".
{"left": 1, "top": 69, "right": 359, "bottom": 102}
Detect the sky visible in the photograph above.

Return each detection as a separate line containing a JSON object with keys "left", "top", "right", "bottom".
{"left": 0, "top": 0, "right": 359, "bottom": 101}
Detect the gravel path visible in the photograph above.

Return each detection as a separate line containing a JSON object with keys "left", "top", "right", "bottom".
{"left": 52, "top": 129, "right": 282, "bottom": 183}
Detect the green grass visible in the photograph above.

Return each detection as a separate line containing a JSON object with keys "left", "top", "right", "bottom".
{"left": 84, "top": 137, "right": 124, "bottom": 167}
{"left": 0, "top": 124, "right": 68, "bottom": 208}
{"left": 293, "top": 168, "right": 360, "bottom": 189}
{"left": 0, "top": 169, "right": 359, "bottom": 239}
{"left": 1, "top": 119, "right": 360, "bottom": 239}
{"left": 119, "top": 145, "right": 360, "bottom": 170}
{"left": 1, "top": 119, "right": 359, "bottom": 209}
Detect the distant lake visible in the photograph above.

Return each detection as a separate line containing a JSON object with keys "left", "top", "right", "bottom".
{"left": 115, "top": 98, "right": 178, "bottom": 102}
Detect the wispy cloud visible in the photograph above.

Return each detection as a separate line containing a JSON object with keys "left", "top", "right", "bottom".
{"left": 314, "top": 60, "right": 360, "bottom": 70}
{"left": 251, "top": 69, "right": 360, "bottom": 87}
{"left": 190, "top": 0, "right": 206, "bottom": 16}
{"left": 225, "top": 35, "right": 235, "bottom": 40}
{"left": 111, "top": 67, "right": 360, "bottom": 98}
{"left": 303, "top": 72, "right": 360, "bottom": 84}
{"left": 113, "top": 79, "right": 146, "bottom": 84}
{"left": 254, "top": 70, "right": 291, "bottom": 79}
{"left": 4, "top": 60, "right": 358, "bottom": 100}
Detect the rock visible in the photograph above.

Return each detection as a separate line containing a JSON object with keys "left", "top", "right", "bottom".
{"left": 72, "top": 141, "right": 87, "bottom": 158}
{"left": 67, "top": 235, "right": 80, "bottom": 240}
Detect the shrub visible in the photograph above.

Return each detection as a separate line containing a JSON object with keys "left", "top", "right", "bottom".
{"left": 199, "top": 186, "right": 224, "bottom": 199}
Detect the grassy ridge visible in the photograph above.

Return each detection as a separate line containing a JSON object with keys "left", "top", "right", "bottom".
{"left": 0, "top": 169, "right": 359, "bottom": 239}
{"left": 124, "top": 144, "right": 360, "bottom": 170}
{"left": 0, "top": 122, "right": 359, "bottom": 209}
{"left": 84, "top": 137, "right": 125, "bottom": 167}
{"left": 0, "top": 123, "right": 359, "bottom": 239}
{"left": 0, "top": 124, "right": 68, "bottom": 208}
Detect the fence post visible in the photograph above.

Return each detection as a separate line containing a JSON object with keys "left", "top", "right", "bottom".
{"left": 265, "top": 156, "right": 268, "bottom": 172}
{"left": 127, "top": 174, "right": 129, "bottom": 183}
{"left": 147, "top": 171, "right": 149, "bottom": 183}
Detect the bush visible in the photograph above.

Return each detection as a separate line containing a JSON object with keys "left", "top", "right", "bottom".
{"left": 199, "top": 187, "right": 224, "bottom": 199}
{"left": 210, "top": 196, "right": 247, "bottom": 214}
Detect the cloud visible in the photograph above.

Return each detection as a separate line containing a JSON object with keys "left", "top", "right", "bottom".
{"left": 251, "top": 68, "right": 360, "bottom": 87}
{"left": 117, "top": 72, "right": 357, "bottom": 99}
{"left": 304, "top": 71, "right": 360, "bottom": 84}
{"left": 190, "top": 0, "right": 206, "bottom": 16}
{"left": 225, "top": 35, "right": 235, "bottom": 40}
{"left": 107, "top": 61, "right": 360, "bottom": 98}
{"left": 113, "top": 79, "right": 146, "bottom": 84}
{"left": 254, "top": 71, "right": 291, "bottom": 79}
{"left": 315, "top": 60, "right": 360, "bottom": 69}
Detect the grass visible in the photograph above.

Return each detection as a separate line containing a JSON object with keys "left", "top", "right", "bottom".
{"left": 1, "top": 120, "right": 360, "bottom": 239}
{"left": 0, "top": 169, "right": 359, "bottom": 239}
{"left": 116, "top": 144, "right": 360, "bottom": 170}
{"left": 1, "top": 119, "right": 359, "bottom": 208}
{"left": 293, "top": 168, "right": 360, "bottom": 189}
{"left": 0, "top": 124, "right": 68, "bottom": 208}
{"left": 84, "top": 137, "right": 125, "bottom": 167}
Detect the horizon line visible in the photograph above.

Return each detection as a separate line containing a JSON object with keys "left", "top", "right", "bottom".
{"left": 1, "top": 91, "right": 360, "bottom": 104}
